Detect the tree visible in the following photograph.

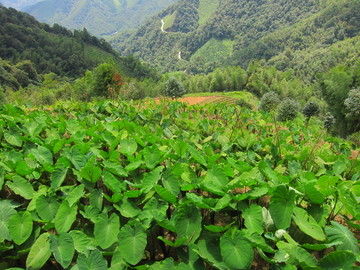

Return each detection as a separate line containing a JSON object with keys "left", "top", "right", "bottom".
{"left": 344, "top": 88, "right": 360, "bottom": 132}
{"left": 164, "top": 77, "right": 186, "bottom": 99}
{"left": 277, "top": 98, "right": 300, "bottom": 122}
{"left": 324, "top": 112, "right": 336, "bottom": 132}
{"left": 92, "top": 63, "right": 124, "bottom": 98}
{"left": 302, "top": 101, "right": 320, "bottom": 126}
{"left": 260, "top": 91, "right": 280, "bottom": 112}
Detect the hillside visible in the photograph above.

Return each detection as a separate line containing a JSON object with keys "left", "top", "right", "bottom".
{"left": 112, "top": 0, "right": 360, "bottom": 75}
{"left": 23, "top": 0, "right": 176, "bottom": 37}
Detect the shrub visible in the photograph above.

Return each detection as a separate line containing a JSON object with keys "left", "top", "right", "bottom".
{"left": 277, "top": 98, "right": 300, "bottom": 121}
{"left": 120, "top": 81, "right": 145, "bottom": 100}
{"left": 0, "top": 85, "right": 6, "bottom": 105}
{"left": 260, "top": 91, "right": 280, "bottom": 112}
{"left": 303, "top": 100, "right": 320, "bottom": 126}
{"left": 164, "top": 77, "right": 186, "bottom": 99}
{"left": 324, "top": 112, "right": 336, "bottom": 131}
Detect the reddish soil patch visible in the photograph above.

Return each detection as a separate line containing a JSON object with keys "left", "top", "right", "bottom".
{"left": 153, "top": 96, "right": 222, "bottom": 105}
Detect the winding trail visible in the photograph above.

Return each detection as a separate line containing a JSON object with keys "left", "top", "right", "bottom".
{"left": 160, "top": 18, "right": 183, "bottom": 61}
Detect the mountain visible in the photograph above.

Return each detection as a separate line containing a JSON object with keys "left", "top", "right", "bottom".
{"left": 23, "top": 0, "right": 176, "bottom": 37}
{"left": 111, "top": 0, "right": 360, "bottom": 76}
{"left": 0, "top": 5, "right": 157, "bottom": 90}
{"left": 0, "top": 0, "right": 43, "bottom": 10}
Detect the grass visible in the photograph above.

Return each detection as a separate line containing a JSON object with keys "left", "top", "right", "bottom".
{"left": 190, "top": 38, "right": 233, "bottom": 63}
{"left": 163, "top": 12, "right": 176, "bottom": 31}
{"left": 198, "top": 0, "right": 219, "bottom": 26}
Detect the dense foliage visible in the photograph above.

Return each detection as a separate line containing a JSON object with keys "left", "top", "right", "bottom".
{"left": 113, "top": 0, "right": 360, "bottom": 75}
{"left": 23, "top": 0, "right": 176, "bottom": 37}
{"left": 0, "top": 100, "right": 359, "bottom": 269}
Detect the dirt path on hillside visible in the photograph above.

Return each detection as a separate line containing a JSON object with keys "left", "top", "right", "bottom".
{"left": 153, "top": 96, "right": 223, "bottom": 105}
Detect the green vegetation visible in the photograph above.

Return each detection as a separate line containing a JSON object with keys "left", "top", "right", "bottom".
{"left": 24, "top": 0, "right": 176, "bottom": 36}
{"left": 0, "top": 99, "right": 359, "bottom": 269}
{"left": 163, "top": 12, "right": 176, "bottom": 31}
{"left": 198, "top": 0, "right": 219, "bottom": 26}
{"left": 190, "top": 39, "right": 233, "bottom": 64}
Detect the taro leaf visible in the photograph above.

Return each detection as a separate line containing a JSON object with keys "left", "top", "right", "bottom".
{"left": 188, "top": 146, "right": 207, "bottom": 166}
{"left": 31, "top": 146, "right": 53, "bottom": 166}
{"left": 125, "top": 160, "right": 143, "bottom": 172}
{"left": 220, "top": 230, "right": 254, "bottom": 269}
{"left": 319, "top": 250, "right": 356, "bottom": 270}
{"left": 186, "top": 193, "right": 212, "bottom": 209}
{"left": 103, "top": 160, "right": 128, "bottom": 177}
{"left": 69, "top": 230, "right": 96, "bottom": 255}
{"left": 15, "top": 160, "right": 34, "bottom": 176}
{"left": 50, "top": 233, "right": 75, "bottom": 269}
{"left": 305, "top": 181, "right": 325, "bottom": 204}
{"left": 8, "top": 211, "right": 33, "bottom": 245}
{"left": 35, "top": 195, "right": 60, "bottom": 222}
{"left": 120, "top": 138, "right": 137, "bottom": 156}
{"left": 243, "top": 204, "right": 264, "bottom": 234}
{"left": 116, "top": 198, "right": 141, "bottom": 218}
{"left": 292, "top": 207, "right": 326, "bottom": 241}
{"left": 204, "top": 223, "right": 233, "bottom": 233}
{"left": 66, "top": 185, "right": 85, "bottom": 207}
{"left": 94, "top": 213, "right": 120, "bottom": 249}
{"left": 118, "top": 223, "right": 147, "bottom": 265}
{"left": 67, "top": 146, "right": 87, "bottom": 170}
{"left": 325, "top": 221, "right": 359, "bottom": 254}
{"left": 26, "top": 233, "right": 51, "bottom": 270}
{"left": 316, "top": 175, "right": 339, "bottom": 197}
{"left": 80, "top": 164, "right": 102, "bottom": 183}
{"left": 259, "top": 160, "right": 279, "bottom": 185}
{"left": 155, "top": 185, "right": 177, "bottom": 204}
{"left": 89, "top": 189, "right": 103, "bottom": 210}
{"left": 4, "top": 129, "right": 23, "bottom": 147}
{"left": 77, "top": 250, "right": 108, "bottom": 270}
{"left": 102, "top": 171, "right": 126, "bottom": 193}
{"left": 50, "top": 163, "right": 68, "bottom": 190}
{"left": 202, "top": 167, "right": 228, "bottom": 196}
{"left": 269, "top": 185, "right": 295, "bottom": 229}
{"left": 80, "top": 205, "right": 101, "bottom": 223}
{"left": 276, "top": 241, "right": 318, "bottom": 268}
{"left": 55, "top": 201, "right": 77, "bottom": 233}
{"left": 143, "top": 146, "right": 162, "bottom": 169}
{"left": 0, "top": 204, "right": 17, "bottom": 241}
{"left": 0, "top": 166, "right": 4, "bottom": 190}
{"left": 110, "top": 247, "right": 125, "bottom": 270}
{"left": 213, "top": 194, "right": 232, "bottom": 211}
{"left": 173, "top": 204, "right": 202, "bottom": 245}
{"left": 338, "top": 182, "right": 360, "bottom": 219}
{"left": 157, "top": 236, "right": 187, "bottom": 247}
{"left": 6, "top": 175, "right": 34, "bottom": 200}
{"left": 141, "top": 166, "right": 164, "bottom": 193}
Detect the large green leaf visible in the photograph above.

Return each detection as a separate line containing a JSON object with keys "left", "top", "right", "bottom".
{"left": 325, "top": 221, "right": 359, "bottom": 253}
{"left": 0, "top": 166, "right": 4, "bottom": 190}
{"left": 116, "top": 198, "right": 141, "bottom": 218}
{"left": 55, "top": 200, "right": 77, "bottom": 233}
{"left": 243, "top": 204, "right": 264, "bottom": 234}
{"left": 202, "top": 167, "right": 228, "bottom": 195}
{"left": 0, "top": 203, "right": 17, "bottom": 241}
{"left": 155, "top": 185, "right": 177, "bottom": 204}
{"left": 103, "top": 160, "right": 128, "bottom": 177}
{"left": 69, "top": 230, "right": 96, "bottom": 255}
{"left": 102, "top": 171, "right": 126, "bottom": 193}
{"left": 15, "top": 159, "right": 35, "bottom": 176}
{"left": 143, "top": 146, "right": 162, "bottom": 169}
{"left": 269, "top": 185, "right": 295, "bottom": 229}
{"left": 4, "top": 129, "right": 23, "bottom": 147}
{"left": 120, "top": 138, "right": 137, "bottom": 156}
{"left": 316, "top": 175, "right": 339, "bottom": 197}
{"left": 94, "top": 213, "right": 120, "bottom": 249}
{"left": 173, "top": 204, "right": 202, "bottom": 245}
{"left": 141, "top": 166, "right": 164, "bottom": 193}
{"left": 26, "top": 233, "right": 51, "bottom": 270}
{"left": 31, "top": 146, "right": 53, "bottom": 166}
{"left": 118, "top": 223, "right": 147, "bottom": 265}
{"left": 77, "top": 250, "right": 108, "bottom": 270}
{"left": 194, "top": 237, "right": 228, "bottom": 270}
{"left": 319, "top": 250, "right": 356, "bottom": 270}
{"left": 35, "top": 195, "right": 60, "bottom": 222}
{"left": 66, "top": 185, "right": 85, "bottom": 207}
{"left": 276, "top": 241, "right": 318, "bottom": 268}
{"left": 8, "top": 211, "right": 33, "bottom": 245}
{"left": 292, "top": 207, "right": 326, "bottom": 241}
{"left": 6, "top": 175, "right": 34, "bottom": 200}
{"left": 220, "top": 230, "right": 254, "bottom": 269}
{"left": 50, "top": 163, "right": 68, "bottom": 190}
{"left": 188, "top": 146, "right": 207, "bottom": 166}
{"left": 50, "top": 233, "right": 75, "bottom": 268}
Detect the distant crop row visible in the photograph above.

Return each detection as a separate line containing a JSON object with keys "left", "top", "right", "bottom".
{"left": 0, "top": 100, "right": 359, "bottom": 269}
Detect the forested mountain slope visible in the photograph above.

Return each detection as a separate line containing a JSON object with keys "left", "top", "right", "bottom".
{"left": 0, "top": 6, "right": 158, "bottom": 91}
{"left": 112, "top": 0, "right": 360, "bottom": 75}
{"left": 23, "top": 0, "right": 176, "bottom": 37}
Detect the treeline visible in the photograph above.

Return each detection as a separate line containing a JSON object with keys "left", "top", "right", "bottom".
{"left": 0, "top": 6, "right": 116, "bottom": 77}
